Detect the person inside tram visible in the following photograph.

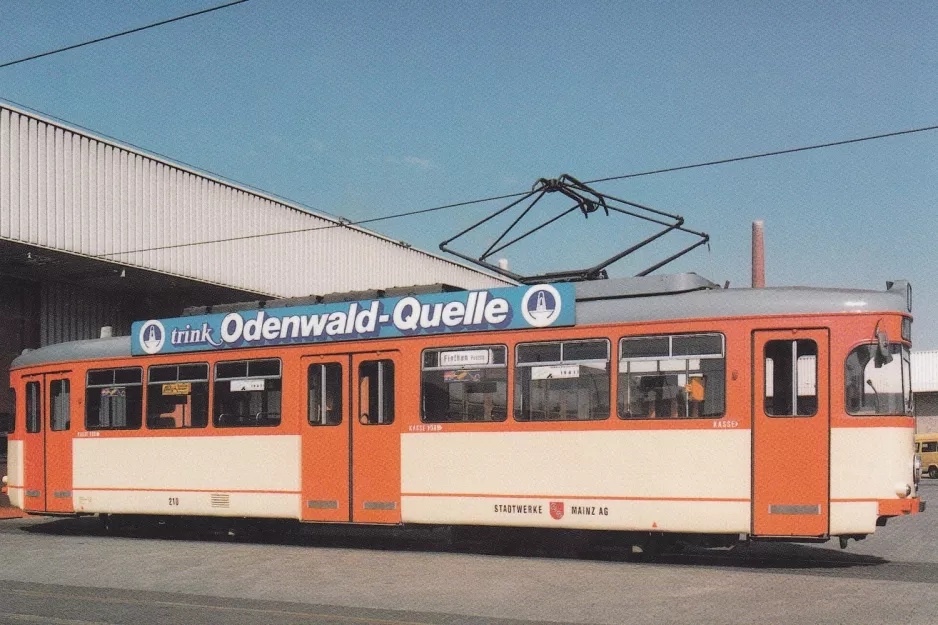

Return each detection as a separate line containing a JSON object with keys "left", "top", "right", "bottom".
{"left": 639, "top": 376, "right": 679, "bottom": 419}
{"left": 685, "top": 375, "right": 705, "bottom": 418}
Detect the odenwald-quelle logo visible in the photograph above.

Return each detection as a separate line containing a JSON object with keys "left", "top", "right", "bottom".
{"left": 520, "top": 284, "right": 562, "bottom": 328}
{"left": 138, "top": 320, "right": 166, "bottom": 355}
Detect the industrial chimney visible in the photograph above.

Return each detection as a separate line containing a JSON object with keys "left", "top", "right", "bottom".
{"left": 752, "top": 220, "right": 765, "bottom": 288}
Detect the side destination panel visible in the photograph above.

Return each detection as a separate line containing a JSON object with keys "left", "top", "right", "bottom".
{"left": 401, "top": 430, "right": 751, "bottom": 532}
{"left": 73, "top": 436, "right": 301, "bottom": 518}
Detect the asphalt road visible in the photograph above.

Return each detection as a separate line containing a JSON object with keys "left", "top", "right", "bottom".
{"left": 1, "top": 482, "right": 937, "bottom": 624}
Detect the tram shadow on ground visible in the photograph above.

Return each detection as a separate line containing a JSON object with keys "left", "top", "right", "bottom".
{"left": 18, "top": 515, "right": 887, "bottom": 571}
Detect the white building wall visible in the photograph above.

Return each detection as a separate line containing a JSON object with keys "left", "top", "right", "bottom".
{"left": 912, "top": 350, "right": 938, "bottom": 393}
{"left": 913, "top": 351, "right": 938, "bottom": 432}
{"left": 0, "top": 104, "right": 510, "bottom": 298}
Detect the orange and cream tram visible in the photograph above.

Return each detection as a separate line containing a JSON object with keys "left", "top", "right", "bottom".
{"left": 1, "top": 274, "right": 922, "bottom": 549}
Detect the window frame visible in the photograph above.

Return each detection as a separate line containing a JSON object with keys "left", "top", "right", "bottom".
{"left": 420, "top": 344, "right": 509, "bottom": 423}
{"left": 514, "top": 338, "right": 611, "bottom": 422}
{"left": 146, "top": 363, "right": 210, "bottom": 430}
{"left": 213, "top": 358, "right": 283, "bottom": 428}
{"left": 617, "top": 332, "right": 726, "bottom": 420}
{"left": 85, "top": 367, "right": 144, "bottom": 430}
{"left": 844, "top": 342, "right": 912, "bottom": 417}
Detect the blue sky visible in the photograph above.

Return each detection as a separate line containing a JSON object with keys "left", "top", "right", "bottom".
{"left": 2, "top": 1, "right": 937, "bottom": 346}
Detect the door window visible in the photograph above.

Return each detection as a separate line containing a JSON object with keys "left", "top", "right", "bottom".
{"left": 308, "top": 363, "right": 343, "bottom": 426}
{"left": 26, "top": 381, "right": 41, "bottom": 433}
{"left": 764, "top": 339, "right": 818, "bottom": 416}
{"left": 50, "top": 380, "right": 70, "bottom": 431}
{"left": 359, "top": 360, "right": 394, "bottom": 425}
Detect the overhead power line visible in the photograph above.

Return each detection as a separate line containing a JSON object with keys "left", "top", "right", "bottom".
{"left": 96, "top": 122, "right": 938, "bottom": 259}
{"left": 0, "top": 0, "right": 250, "bottom": 70}
{"left": 585, "top": 124, "right": 938, "bottom": 185}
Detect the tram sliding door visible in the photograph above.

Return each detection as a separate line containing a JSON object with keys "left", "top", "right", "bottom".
{"left": 752, "top": 329, "right": 829, "bottom": 537}
{"left": 20, "top": 377, "right": 45, "bottom": 512}
{"left": 300, "top": 355, "right": 350, "bottom": 522}
{"left": 299, "top": 351, "right": 402, "bottom": 524}
{"left": 351, "top": 352, "right": 402, "bottom": 524}
{"left": 19, "top": 373, "right": 73, "bottom": 513}
{"left": 44, "top": 376, "right": 73, "bottom": 513}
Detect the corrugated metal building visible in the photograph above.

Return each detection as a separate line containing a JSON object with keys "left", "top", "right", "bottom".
{"left": 0, "top": 101, "right": 510, "bottom": 441}
{"left": 914, "top": 350, "right": 938, "bottom": 433}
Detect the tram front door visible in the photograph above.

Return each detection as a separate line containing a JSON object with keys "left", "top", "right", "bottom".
{"left": 752, "top": 329, "right": 829, "bottom": 537}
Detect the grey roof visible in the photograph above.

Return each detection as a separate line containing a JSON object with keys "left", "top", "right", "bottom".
{"left": 575, "top": 276, "right": 910, "bottom": 326}
{"left": 13, "top": 336, "right": 132, "bottom": 369}
{"left": 12, "top": 275, "right": 910, "bottom": 370}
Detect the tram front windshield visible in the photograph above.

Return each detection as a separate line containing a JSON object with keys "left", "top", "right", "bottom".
{"left": 845, "top": 343, "right": 912, "bottom": 416}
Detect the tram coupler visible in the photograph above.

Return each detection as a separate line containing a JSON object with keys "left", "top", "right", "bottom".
{"left": 838, "top": 534, "right": 867, "bottom": 549}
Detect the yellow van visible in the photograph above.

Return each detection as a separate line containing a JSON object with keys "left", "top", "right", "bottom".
{"left": 916, "top": 433, "right": 938, "bottom": 479}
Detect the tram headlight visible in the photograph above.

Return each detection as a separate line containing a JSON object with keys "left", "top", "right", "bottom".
{"left": 914, "top": 453, "right": 922, "bottom": 486}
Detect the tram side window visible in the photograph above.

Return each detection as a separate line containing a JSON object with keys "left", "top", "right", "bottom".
{"left": 214, "top": 359, "right": 282, "bottom": 428}
{"left": 618, "top": 333, "right": 725, "bottom": 419}
{"left": 26, "top": 381, "right": 41, "bottom": 433}
{"left": 764, "top": 340, "right": 817, "bottom": 417}
{"left": 147, "top": 364, "right": 209, "bottom": 429}
{"left": 845, "top": 343, "right": 911, "bottom": 416}
{"left": 308, "top": 363, "right": 342, "bottom": 426}
{"left": 85, "top": 368, "right": 143, "bottom": 430}
{"left": 359, "top": 360, "right": 394, "bottom": 425}
{"left": 50, "top": 379, "right": 70, "bottom": 431}
{"left": 514, "top": 339, "right": 610, "bottom": 421}
{"left": 422, "top": 346, "right": 508, "bottom": 423}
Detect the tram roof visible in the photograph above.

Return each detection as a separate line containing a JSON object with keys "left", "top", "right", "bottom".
{"left": 12, "top": 276, "right": 910, "bottom": 369}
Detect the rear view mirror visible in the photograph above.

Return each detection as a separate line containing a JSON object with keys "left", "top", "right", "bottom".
{"left": 875, "top": 328, "right": 893, "bottom": 367}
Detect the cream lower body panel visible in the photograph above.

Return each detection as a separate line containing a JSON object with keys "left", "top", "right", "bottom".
{"left": 402, "top": 429, "right": 752, "bottom": 534}
{"left": 71, "top": 435, "right": 302, "bottom": 519}
{"left": 6, "top": 486, "right": 23, "bottom": 509}
{"left": 74, "top": 489, "right": 299, "bottom": 519}
{"left": 402, "top": 495, "right": 749, "bottom": 533}
{"left": 5, "top": 440, "right": 24, "bottom": 509}
{"left": 829, "top": 426, "right": 917, "bottom": 535}
{"left": 829, "top": 501, "right": 878, "bottom": 535}
{"left": 831, "top": 427, "right": 915, "bottom": 499}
